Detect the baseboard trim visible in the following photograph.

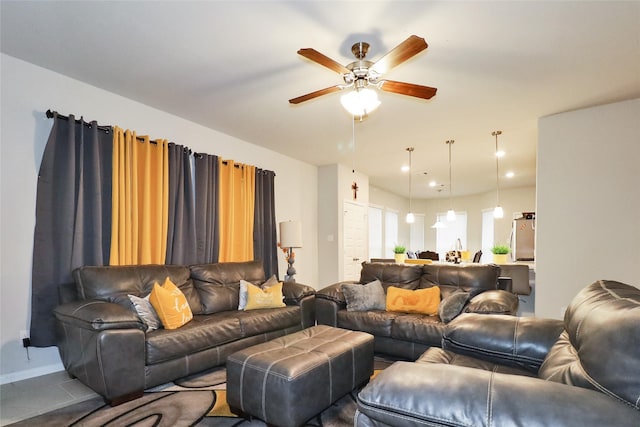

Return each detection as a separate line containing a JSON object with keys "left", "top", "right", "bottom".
{"left": 0, "top": 362, "right": 65, "bottom": 384}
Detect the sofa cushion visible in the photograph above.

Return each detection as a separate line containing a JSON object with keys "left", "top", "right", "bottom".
{"left": 538, "top": 280, "right": 640, "bottom": 409}
{"left": 386, "top": 286, "right": 440, "bottom": 315}
{"left": 342, "top": 280, "right": 386, "bottom": 311}
{"left": 190, "top": 261, "right": 266, "bottom": 314}
{"left": 73, "top": 264, "right": 202, "bottom": 314}
{"left": 337, "top": 310, "right": 402, "bottom": 338}
{"left": 145, "top": 313, "right": 242, "bottom": 364}
{"left": 235, "top": 305, "right": 303, "bottom": 337}
{"left": 149, "top": 278, "right": 193, "bottom": 330}
{"left": 359, "top": 262, "right": 422, "bottom": 291}
{"left": 390, "top": 314, "right": 445, "bottom": 347}
{"left": 144, "top": 307, "right": 302, "bottom": 365}
{"left": 419, "top": 264, "right": 500, "bottom": 298}
{"left": 416, "top": 347, "right": 537, "bottom": 377}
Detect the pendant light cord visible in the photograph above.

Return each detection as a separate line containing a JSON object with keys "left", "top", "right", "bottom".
{"left": 493, "top": 131, "right": 502, "bottom": 205}
{"left": 447, "top": 140, "right": 454, "bottom": 208}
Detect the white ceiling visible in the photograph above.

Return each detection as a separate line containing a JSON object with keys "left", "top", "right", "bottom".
{"left": 2, "top": 1, "right": 639, "bottom": 199}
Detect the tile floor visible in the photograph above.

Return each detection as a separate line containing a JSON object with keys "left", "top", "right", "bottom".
{"left": 0, "top": 371, "right": 99, "bottom": 426}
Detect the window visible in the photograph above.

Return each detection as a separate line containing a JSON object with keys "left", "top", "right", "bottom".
{"left": 384, "top": 210, "right": 398, "bottom": 257}
{"left": 435, "top": 211, "right": 467, "bottom": 260}
{"left": 409, "top": 214, "right": 425, "bottom": 253}
{"left": 368, "top": 206, "right": 383, "bottom": 259}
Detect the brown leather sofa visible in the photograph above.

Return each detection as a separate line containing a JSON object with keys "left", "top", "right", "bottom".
{"left": 356, "top": 280, "right": 640, "bottom": 426}
{"left": 315, "top": 262, "right": 519, "bottom": 359}
{"left": 53, "top": 260, "right": 315, "bottom": 405}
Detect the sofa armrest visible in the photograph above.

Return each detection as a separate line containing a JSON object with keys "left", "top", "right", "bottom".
{"left": 465, "top": 289, "right": 519, "bottom": 315}
{"left": 356, "top": 362, "right": 639, "bottom": 427}
{"left": 315, "top": 281, "right": 358, "bottom": 305}
{"left": 54, "top": 300, "right": 145, "bottom": 332}
{"left": 443, "top": 313, "right": 564, "bottom": 372}
{"left": 54, "top": 300, "right": 146, "bottom": 404}
{"left": 281, "top": 281, "right": 315, "bottom": 305}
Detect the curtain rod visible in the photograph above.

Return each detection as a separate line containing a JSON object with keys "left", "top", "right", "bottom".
{"left": 46, "top": 109, "right": 112, "bottom": 133}
{"left": 46, "top": 109, "right": 274, "bottom": 175}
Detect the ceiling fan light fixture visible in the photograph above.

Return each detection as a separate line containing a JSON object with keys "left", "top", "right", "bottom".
{"left": 340, "top": 87, "right": 380, "bottom": 116}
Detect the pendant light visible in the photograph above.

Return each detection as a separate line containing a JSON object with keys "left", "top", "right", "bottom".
{"left": 492, "top": 130, "right": 504, "bottom": 219}
{"left": 405, "top": 147, "right": 415, "bottom": 223}
{"left": 446, "top": 140, "right": 456, "bottom": 221}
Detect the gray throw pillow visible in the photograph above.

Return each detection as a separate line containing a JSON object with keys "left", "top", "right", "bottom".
{"left": 342, "top": 280, "right": 386, "bottom": 311}
{"left": 438, "top": 291, "right": 470, "bottom": 323}
{"left": 128, "top": 294, "right": 161, "bottom": 331}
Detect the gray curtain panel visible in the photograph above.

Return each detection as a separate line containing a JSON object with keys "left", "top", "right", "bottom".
{"left": 254, "top": 169, "right": 278, "bottom": 279}
{"left": 30, "top": 113, "right": 112, "bottom": 347}
{"left": 194, "top": 153, "right": 219, "bottom": 263}
{"left": 166, "top": 143, "right": 197, "bottom": 264}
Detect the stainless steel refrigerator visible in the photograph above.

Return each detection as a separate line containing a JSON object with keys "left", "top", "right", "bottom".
{"left": 511, "top": 215, "right": 535, "bottom": 261}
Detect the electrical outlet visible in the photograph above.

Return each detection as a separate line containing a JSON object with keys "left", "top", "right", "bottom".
{"left": 20, "top": 330, "right": 29, "bottom": 340}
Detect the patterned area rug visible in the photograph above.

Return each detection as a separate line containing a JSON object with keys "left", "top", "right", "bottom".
{"left": 9, "top": 358, "right": 396, "bottom": 426}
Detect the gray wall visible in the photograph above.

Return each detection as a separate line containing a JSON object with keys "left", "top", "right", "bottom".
{"left": 536, "top": 98, "right": 640, "bottom": 318}
{"left": 0, "top": 54, "right": 319, "bottom": 382}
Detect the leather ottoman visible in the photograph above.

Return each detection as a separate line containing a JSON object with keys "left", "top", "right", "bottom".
{"left": 226, "top": 325, "right": 374, "bottom": 427}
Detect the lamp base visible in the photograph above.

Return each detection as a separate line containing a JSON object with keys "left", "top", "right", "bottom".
{"left": 284, "top": 248, "right": 296, "bottom": 282}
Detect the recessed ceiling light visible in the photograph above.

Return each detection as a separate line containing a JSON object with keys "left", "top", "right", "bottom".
{"left": 495, "top": 150, "right": 505, "bottom": 158}
{"left": 429, "top": 181, "right": 437, "bottom": 187}
{"left": 505, "top": 171, "right": 514, "bottom": 178}
{"left": 401, "top": 165, "right": 410, "bottom": 172}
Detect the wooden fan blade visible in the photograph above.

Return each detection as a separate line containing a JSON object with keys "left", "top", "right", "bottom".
{"left": 297, "top": 48, "right": 351, "bottom": 75}
{"left": 289, "top": 85, "right": 343, "bottom": 104}
{"left": 370, "top": 35, "right": 428, "bottom": 75}
{"left": 379, "top": 80, "right": 437, "bottom": 100}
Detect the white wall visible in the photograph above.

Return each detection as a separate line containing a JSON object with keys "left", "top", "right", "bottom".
{"left": 536, "top": 98, "right": 640, "bottom": 318}
{"left": 0, "top": 54, "right": 319, "bottom": 382}
{"left": 317, "top": 164, "right": 369, "bottom": 287}
{"left": 408, "top": 187, "right": 536, "bottom": 255}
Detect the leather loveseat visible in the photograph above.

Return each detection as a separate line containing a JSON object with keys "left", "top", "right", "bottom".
{"left": 356, "top": 280, "right": 640, "bottom": 426}
{"left": 53, "top": 260, "right": 315, "bottom": 405}
{"left": 315, "top": 262, "right": 519, "bottom": 359}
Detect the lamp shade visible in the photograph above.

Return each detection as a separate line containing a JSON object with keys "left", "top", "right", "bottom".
{"left": 279, "top": 221, "right": 302, "bottom": 248}
{"left": 406, "top": 212, "right": 415, "bottom": 224}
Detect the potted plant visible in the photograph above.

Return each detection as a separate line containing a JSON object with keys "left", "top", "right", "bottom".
{"left": 491, "top": 245, "right": 510, "bottom": 264}
{"left": 393, "top": 245, "right": 407, "bottom": 264}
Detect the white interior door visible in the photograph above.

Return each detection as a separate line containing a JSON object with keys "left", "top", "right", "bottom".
{"left": 343, "top": 201, "right": 367, "bottom": 281}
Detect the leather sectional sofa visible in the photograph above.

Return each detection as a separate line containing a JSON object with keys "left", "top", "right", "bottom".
{"left": 315, "top": 262, "right": 520, "bottom": 359}
{"left": 53, "top": 260, "right": 315, "bottom": 405}
{"left": 356, "top": 279, "right": 640, "bottom": 426}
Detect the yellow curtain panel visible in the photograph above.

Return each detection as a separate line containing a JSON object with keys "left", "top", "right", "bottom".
{"left": 218, "top": 159, "right": 255, "bottom": 262}
{"left": 110, "top": 127, "right": 169, "bottom": 265}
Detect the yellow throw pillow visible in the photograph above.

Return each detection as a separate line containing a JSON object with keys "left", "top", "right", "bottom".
{"left": 244, "top": 282, "right": 286, "bottom": 311}
{"left": 386, "top": 286, "right": 441, "bottom": 315}
{"left": 149, "top": 277, "right": 193, "bottom": 330}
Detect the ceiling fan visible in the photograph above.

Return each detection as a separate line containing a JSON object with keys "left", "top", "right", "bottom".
{"left": 289, "top": 35, "right": 438, "bottom": 110}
